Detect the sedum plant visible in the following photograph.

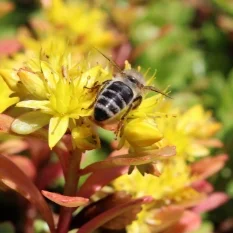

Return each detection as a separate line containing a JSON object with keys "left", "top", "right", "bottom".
{"left": 0, "top": 0, "right": 229, "bottom": 233}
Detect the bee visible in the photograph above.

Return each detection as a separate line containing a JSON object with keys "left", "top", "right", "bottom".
{"left": 89, "top": 49, "right": 171, "bottom": 133}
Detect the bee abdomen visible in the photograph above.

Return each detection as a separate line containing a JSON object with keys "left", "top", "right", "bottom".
{"left": 94, "top": 96, "right": 120, "bottom": 121}
{"left": 94, "top": 81, "right": 133, "bottom": 122}
{"left": 107, "top": 81, "right": 133, "bottom": 104}
{"left": 94, "top": 104, "right": 113, "bottom": 121}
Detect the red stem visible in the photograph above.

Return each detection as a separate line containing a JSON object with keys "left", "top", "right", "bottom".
{"left": 57, "top": 148, "right": 82, "bottom": 233}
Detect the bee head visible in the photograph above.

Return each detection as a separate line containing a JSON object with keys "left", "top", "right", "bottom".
{"left": 123, "top": 69, "right": 145, "bottom": 88}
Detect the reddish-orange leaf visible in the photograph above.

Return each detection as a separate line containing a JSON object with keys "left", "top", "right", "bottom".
{"left": 79, "top": 146, "right": 176, "bottom": 175}
{"left": 77, "top": 166, "right": 128, "bottom": 198}
{"left": 192, "top": 180, "right": 213, "bottom": 193}
{"left": 164, "top": 211, "right": 201, "bottom": 233}
{"left": 10, "top": 155, "right": 36, "bottom": 180}
{"left": 192, "top": 192, "right": 229, "bottom": 214}
{"left": 0, "top": 139, "right": 28, "bottom": 155}
{"left": 36, "top": 163, "right": 62, "bottom": 190}
{"left": 42, "top": 190, "right": 89, "bottom": 207}
{"left": 191, "top": 154, "right": 228, "bottom": 180}
{"left": 151, "top": 206, "right": 184, "bottom": 232}
{"left": 0, "top": 39, "right": 21, "bottom": 55}
{"left": 77, "top": 196, "right": 153, "bottom": 233}
{"left": 0, "top": 114, "right": 14, "bottom": 133}
{"left": 0, "top": 155, "right": 55, "bottom": 233}
{"left": 25, "top": 138, "right": 50, "bottom": 167}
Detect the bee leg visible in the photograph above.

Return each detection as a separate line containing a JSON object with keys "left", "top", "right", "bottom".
{"left": 84, "top": 80, "right": 111, "bottom": 91}
{"left": 143, "top": 86, "right": 172, "bottom": 99}
{"left": 116, "top": 96, "right": 143, "bottom": 137}
{"left": 132, "top": 95, "right": 142, "bottom": 109}
{"left": 83, "top": 80, "right": 111, "bottom": 110}
{"left": 84, "top": 81, "right": 101, "bottom": 91}
{"left": 116, "top": 104, "right": 134, "bottom": 137}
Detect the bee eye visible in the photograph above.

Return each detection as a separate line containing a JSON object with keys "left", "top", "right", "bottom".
{"left": 127, "top": 75, "right": 137, "bottom": 84}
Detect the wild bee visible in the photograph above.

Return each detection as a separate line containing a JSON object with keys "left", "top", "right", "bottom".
{"left": 89, "top": 49, "right": 171, "bottom": 133}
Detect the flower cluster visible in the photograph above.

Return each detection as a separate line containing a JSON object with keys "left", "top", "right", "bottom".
{"left": 2, "top": 42, "right": 112, "bottom": 149}
{"left": 112, "top": 104, "right": 226, "bottom": 233}
{"left": 18, "top": 0, "right": 116, "bottom": 58}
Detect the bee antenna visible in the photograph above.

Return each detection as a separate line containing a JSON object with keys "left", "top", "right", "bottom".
{"left": 92, "top": 47, "right": 122, "bottom": 73}
{"left": 143, "top": 86, "right": 172, "bottom": 99}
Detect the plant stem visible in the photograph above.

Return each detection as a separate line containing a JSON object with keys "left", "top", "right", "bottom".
{"left": 57, "top": 148, "right": 82, "bottom": 233}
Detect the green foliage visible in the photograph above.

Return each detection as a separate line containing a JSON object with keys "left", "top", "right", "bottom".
{"left": 130, "top": 0, "right": 206, "bottom": 89}
{"left": 0, "top": 222, "right": 15, "bottom": 233}
{"left": 192, "top": 221, "right": 213, "bottom": 233}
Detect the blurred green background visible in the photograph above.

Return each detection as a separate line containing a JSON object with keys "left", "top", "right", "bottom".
{"left": 1, "top": 0, "right": 233, "bottom": 232}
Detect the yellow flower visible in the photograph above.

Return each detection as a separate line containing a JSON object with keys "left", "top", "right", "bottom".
{"left": 0, "top": 54, "right": 29, "bottom": 97}
{"left": 9, "top": 42, "right": 112, "bottom": 149}
{"left": 0, "top": 76, "right": 19, "bottom": 113}
{"left": 18, "top": 0, "right": 116, "bottom": 58}
{"left": 113, "top": 158, "right": 200, "bottom": 233}
{"left": 113, "top": 159, "right": 191, "bottom": 200}
{"left": 112, "top": 103, "right": 221, "bottom": 232}
{"left": 45, "top": 0, "right": 115, "bottom": 51}
{"left": 156, "top": 104, "right": 221, "bottom": 161}
{"left": 177, "top": 105, "right": 221, "bottom": 139}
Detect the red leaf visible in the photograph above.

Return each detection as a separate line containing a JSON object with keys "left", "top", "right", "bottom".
{"left": 10, "top": 155, "right": 36, "bottom": 180}
{"left": 164, "top": 211, "right": 201, "bottom": 233}
{"left": 77, "top": 196, "right": 153, "bottom": 233}
{"left": 42, "top": 190, "right": 89, "bottom": 207}
{"left": 36, "top": 163, "right": 62, "bottom": 190}
{"left": 195, "top": 139, "right": 223, "bottom": 148}
{"left": 192, "top": 180, "right": 213, "bottom": 193}
{"left": 0, "top": 39, "right": 21, "bottom": 56}
{"left": 0, "top": 114, "right": 14, "bottom": 133}
{"left": 80, "top": 146, "right": 176, "bottom": 175}
{"left": 0, "top": 155, "right": 55, "bottom": 233}
{"left": 25, "top": 138, "right": 50, "bottom": 167}
{"left": 191, "top": 154, "right": 228, "bottom": 180}
{"left": 77, "top": 166, "right": 128, "bottom": 198}
{"left": 152, "top": 206, "right": 184, "bottom": 232}
{"left": 192, "top": 192, "right": 229, "bottom": 214}
{"left": 0, "top": 139, "right": 28, "bottom": 155}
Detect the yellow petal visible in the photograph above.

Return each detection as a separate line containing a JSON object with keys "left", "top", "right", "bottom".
{"left": 187, "top": 143, "right": 209, "bottom": 158}
{"left": 49, "top": 116, "right": 69, "bottom": 149}
{"left": 11, "top": 112, "right": 51, "bottom": 134}
{"left": 0, "top": 69, "right": 20, "bottom": 92}
{"left": 124, "top": 118, "right": 163, "bottom": 147}
{"left": 0, "top": 76, "right": 19, "bottom": 113}
{"left": 16, "top": 100, "right": 53, "bottom": 113}
{"left": 0, "top": 97, "right": 19, "bottom": 113}
{"left": 17, "top": 69, "right": 47, "bottom": 99}
{"left": 40, "top": 61, "right": 58, "bottom": 89}
{"left": 50, "top": 79, "right": 71, "bottom": 114}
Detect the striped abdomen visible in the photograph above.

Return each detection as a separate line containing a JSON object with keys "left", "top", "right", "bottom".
{"left": 94, "top": 81, "right": 134, "bottom": 122}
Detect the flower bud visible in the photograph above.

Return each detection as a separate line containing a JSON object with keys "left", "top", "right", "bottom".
{"left": 72, "top": 125, "right": 100, "bottom": 151}
{"left": 124, "top": 118, "right": 163, "bottom": 148}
